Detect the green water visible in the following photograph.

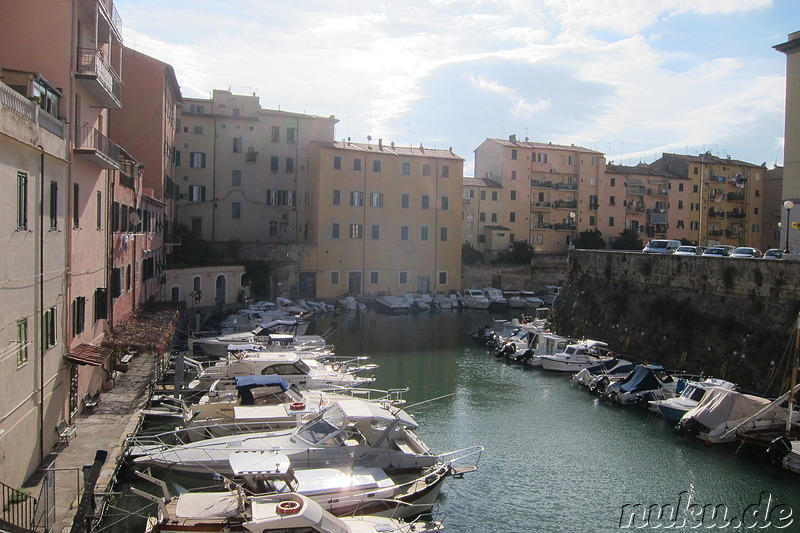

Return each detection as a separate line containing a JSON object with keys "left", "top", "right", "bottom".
{"left": 312, "top": 310, "right": 800, "bottom": 533}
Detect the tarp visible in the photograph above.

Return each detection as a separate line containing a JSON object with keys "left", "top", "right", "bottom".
{"left": 683, "top": 387, "right": 771, "bottom": 430}
{"left": 618, "top": 365, "right": 663, "bottom": 393}
{"left": 235, "top": 375, "right": 290, "bottom": 390}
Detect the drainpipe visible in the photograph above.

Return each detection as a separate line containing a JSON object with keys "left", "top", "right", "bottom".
{"left": 38, "top": 145, "right": 45, "bottom": 463}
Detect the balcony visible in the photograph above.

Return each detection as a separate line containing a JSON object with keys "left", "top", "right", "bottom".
{"left": 74, "top": 126, "right": 121, "bottom": 170}
{"left": 531, "top": 222, "right": 554, "bottom": 229}
{"left": 725, "top": 211, "right": 746, "bottom": 219}
{"left": 626, "top": 185, "right": 647, "bottom": 195}
{"left": 76, "top": 48, "right": 122, "bottom": 109}
{"left": 727, "top": 192, "right": 745, "bottom": 202}
{"left": 0, "top": 82, "right": 64, "bottom": 138}
{"left": 554, "top": 222, "right": 576, "bottom": 231}
{"left": 531, "top": 201, "right": 553, "bottom": 209}
{"left": 626, "top": 205, "right": 646, "bottom": 214}
{"left": 552, "top": 200, "right": 577, "bottom": 209}
{"left": 531, "top": 180, "right": 553, "bottom": 189}
{"left": 707, "top": 229, "right": 724, "bottom": 237}
{"left": 553, "top": 182, "right": 577, "bottom": 191}
{"left": 646, "top": 188, "right": 668, "bottom": 196}
{"left": 708, "top": 210, "right": 725, "bottom": 219}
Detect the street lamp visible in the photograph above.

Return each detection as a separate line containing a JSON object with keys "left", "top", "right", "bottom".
{"left": 569, "top": 212, "right": 576, "bottom": 249}
{"left": 784, "top": 200, "right": 794, "bottom": 254}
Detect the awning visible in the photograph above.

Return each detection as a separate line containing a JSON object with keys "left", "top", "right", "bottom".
{"left": 65, "top": 343, "right": 112, "bottom": 366}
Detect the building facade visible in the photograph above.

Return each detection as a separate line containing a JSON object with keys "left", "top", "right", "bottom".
{"left": 775, "top": 31, "right": 800, "bottom": 255}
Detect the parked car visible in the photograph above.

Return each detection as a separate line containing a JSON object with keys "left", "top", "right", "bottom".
{"left": 674, "top": 246, "right": 703, "bottom": 256}
{"left": 702, "top": 247, "right": 730, "bottom": 257}
{"left": 763, "top": 249, "right": 784, "bottom": 260}
{"left": 730, "top": 247, "right": 762, "bottom": 259}
{"left": 642, "top": 239, "right": 682, "bottom": 254}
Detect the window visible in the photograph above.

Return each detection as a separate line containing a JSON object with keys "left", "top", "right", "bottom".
{"left": 73, "top": 183, "right": 80, "bottom": 228}
{"left": 43, "top": 307, "right": 57, "bottom": 349}
{"left": 491, "top": 213, "right": 497, "bottom": 222}
{"left": 693, "top": 167, "right": 699, "bottom": 175}
{"left": 370, "top": 192, "right": 383, "bottom": 208}
{"left": 331, "top": 222, "right": 340, "bottom": 239}
{"left": 399, "top": 271, "right": 408, "bottom": 284}
{"left": 266, "top": 190, "right": 295, "bottom": 206}
{"left": 691, "top": 203, "right": 699, "bottom": 211}
{"left": 174, "top": 149, "right": 181, "bottom": 167}
{"left": 111, "top": 267, "right": 121, "bottom": 297}
{"left": 510, "top": 190, "right": 517, "bottom": 200}
{"left": 72, "top": 296, "right": 86, "bottom": 335}
{"left": 609, "top": 196, "right": 616, "bottom": 206}
{"left": 231, "top": 201, "right": 241, "bottom": 219}
{"left": 691, "top": 221, "right": 699, "bottom": 230}
{"left": 17, "top": 319, "right": 28, "bottom": 366}
{"left": 193, "top": 126, "right": 203, "bottom": 134}
{"left": 333, "top": 189, "right": 341, "bottom": 205}
{"left": 480, "top": 190, "right": 486, "bottom": 200}
{"left": 479, "top": 212, "right": 486, "bottom": 222}
{"left": 271, "top": 126, "right": 280, "bottom": 142}
{"left": 679, "top": 183, "right": 685, "bottom": 192}
{"left": 538, "top": 153, "right": 548, "bottom": 163}
{"left": 610, "top": 178, "right": 616, "bottom": 187}
{"left": 17, "top": 172, "right": 28, "bottom": 229}
{"left": 370, "top": 271, "right": 379, "bottom": 284}
{"left": 373, "top": 160, "right": 381, "bottom": 173}
{"left": 678, "top": 200, "right": 684, "bottom": 209}
{"left": 350, "top": 191, "right": 364, "bottom": 206}
{"left": 191, "top": 217, "right": 202, "bottom": 235}
{"left": 510, "top": 212, "right": 516, "bottom": 222}
{"left": 269, "top": 221, "right": 278, "bottom": 237}
{"left": 442, "top": 165, "right": 450, "bottom": 178}
{"left": 677, "top": 220, "right": 685, "bottom": 229}
{"left": 94, "top": 287, "right": 108, "bottom": 321}
{"left": 421, "top": 226, "right": 429, "bottom": 241}
{"left": 400, "top": 226, "right": 409, "bottom": 240}
{"left": 286, "top": 127, "right": 296, "bottom": 144}
{"left": 537, "top": 234, "right": 543, "bottom": 245}
{"left": 421, "top": 195, "right": 429, "bottom": 210}
{"left": 422, "top": 164, "right": 431, "bottom": 176}
{"left": 441, "top": 196, "right": 449, "bottom": 210}
{"left": 589, "top": 216, "right": 596, "bottom": 226}
{"left": 438, "top": 271, "right": 447, "bottom": 285}
{"left": 270, "top": 156, "right": 279, "bottom": 172}
{"left": 492, "top": 191, "right": 498, "bottom": 201}
{"left": 286, "top": 157, "right": 294, "bottom": 173}
{"left": 752, "top": 224, "right": 760, "bottom": 234}
{"left": 511, "top": 149, "right": 517, "bottom": 160}
{"left": 330, "top": 271, "right": 340, "bottom": 285}
{"left": 190, "top": 104, "right": 205, "bottom": 114}
{"left": 693, "top": 184, "right": 699, "bottom": 193}
{"left": 190, "top": 152, "right": 206, "bottom": 168}
{"left": 371, "top": 224, "right": 380, "bottom": 239}
{"left": 511, "top": 170, "right": 516, "bottom": 180}
{"left": 189, "top": 185, "right": 206, "bottom": 202}
{"left": 353, "top": 158, "right": 362, "bottom": 171}
{"left": 401, "top": 194, "right": 410, "bottom": 209}
{"left": 96, "top": 191, "right": 102, "bottom": 229}
{"left": 349, "top": 224, "right": 362, "bottom": 239}
{"left": 402, "top": 162, "right": 411, "bottom": 176}
{"left": 568, "top": 155, "right": 574, "bottom": 165}
{"left": 478, "top": 234, "right": 486, "bottom": 243}
{"left": 50, "top": 181, "right": 58, "bottom": 229}
{"left": 440, "top": 227, "right": 448, "bottom": 241}
{"left": 232, "top": 107, "right": 240, "bottom": 116}
{"left": 233, "top": 137, "right": 242, "bottom": 153}
{"left": 591, "top": 157, "right": 598, "bottom": 165}
{"left": 609, "top": 216, "right": 615, "bottom": 226}
{"left": 333, "top": 156, "right": 342, "bottom": 170}
{"left": 232, "top": 170, "right": 242, "bottom": 186}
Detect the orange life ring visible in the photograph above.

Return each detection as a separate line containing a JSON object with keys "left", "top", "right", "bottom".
{"left": 289, "top": 401, "right": 306, "bottom": 411}
{"left": 276, "top": 500, "right": 302, "bottom": 515}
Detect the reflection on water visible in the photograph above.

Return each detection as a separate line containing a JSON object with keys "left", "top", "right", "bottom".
{"left": 312, "top": 310, "right": 800, "bottom": 533}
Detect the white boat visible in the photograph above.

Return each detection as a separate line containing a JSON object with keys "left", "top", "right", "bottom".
{"left": 432, "top": 291, "right": 453, "bottom": 310}
{"left": 503, "top": 290, "right": 526, "bottom": 309}
{"left": 131, "top": 399, "right": 440, "bottom": 476}
{"left": 189, "top": 352, "right": 376, "bottom": 391}
{"left": 463, "top": 289, "right": 491, "bottom": 310}
{"left": 520, "top": 290, "right": 544, "bottom": 309}
{"left": 481, "top": 288, "right": 508, "bottom": 311}
{"left": 374, "top": 295, "right": 411, "bottom": 315}
{"left": 337, "top": 296, "right": 364, "bottom": 311}
{"left": 137, "top": 491, "right": 445, "bottom": 533}
{"left": 539, "top": 339, "right": 612, "bottom": 372}
{"left": 540, "top": 286, "right": 561, "bottom": 306}
{"left": 648, "top": 378, "right": 737, "bottom": 422}
{"left": 524, "top": 329, "right": 575, "bottom": 368}
{"left": 191, "top": 320, "right": 317, "bottom": 357}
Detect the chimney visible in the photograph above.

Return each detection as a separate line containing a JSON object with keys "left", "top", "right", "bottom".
{"left": 509, "top": 134, "right": 517, "bottom": 142}
{"left": 378, "top": 138, "right": 383, "bottom": 151}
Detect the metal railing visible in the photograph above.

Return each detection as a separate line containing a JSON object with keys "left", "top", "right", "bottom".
{"left": 0, "top": 479, "right": 37, "bottom": 533}
{"left": 76, "top": 47, "right": 122, "bottom": 103}
{"left": 77, "top": 125, "right": 121, "bottom": 162}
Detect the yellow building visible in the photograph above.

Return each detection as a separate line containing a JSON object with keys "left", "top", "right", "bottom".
{"left": 775, "top": 31, "right": 800, "bottom": 254}
{"left": 301, "top": 140, "right": 464, "bottom": 298}
{"left": 473, "top": 136, "right": 605, "bottom": 253}
{"left": 462, "top": 177, "right": 509, "bottom": 260}
{"left": 652, "top": 153, "right": 766, "bottom": 248}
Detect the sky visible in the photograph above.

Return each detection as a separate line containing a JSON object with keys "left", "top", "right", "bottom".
{"left": 116, "top": 0, "right": 800, "bottom": 176}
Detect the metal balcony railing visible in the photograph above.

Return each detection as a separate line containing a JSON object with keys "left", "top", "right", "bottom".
{"left": 76, "top": 47, "right": 122, "bottom": 106}
{"left": 75, "top": 125, "right": 121, "bottom": 169}
{"left": 0, "top": 479, "right": 37, "bottom": 533}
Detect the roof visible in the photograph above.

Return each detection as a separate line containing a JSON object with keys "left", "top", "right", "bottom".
{"left": 605, "top": 163, "right": 681, "bottom": 179}
{"left": 774, "top": 32, "right": 800, "bottom": 55}
{"left": 312, "top": 140, "right": 464, "bottom": 160}
{"left": 65, "top": 344, "right": 113, "bottom": 366}
{"left": 463, "top": 177, "right": 503, "bottom": 188}
{"left": 483, "top": 225, "right": 511, "bottom": 231}
{"left": 485, "top": 137, "right": 603, "bottom": 155}
{"left": 660, "top": 152, "right": 765, "bottom": 169}
{"left": 333, "top": 399, "right": 418, "bottom": 427}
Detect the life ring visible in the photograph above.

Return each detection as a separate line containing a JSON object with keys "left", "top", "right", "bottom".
{"left": 331, "top": 363, "right": 345, "bottom": 372}
{"left": 289, "top": 401, "right": 306, "bottom": 411}
{"left": 276, "top": 500, "right": 302, "bottom": 515}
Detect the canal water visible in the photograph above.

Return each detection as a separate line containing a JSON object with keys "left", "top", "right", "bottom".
{"left": 311, "top": 309, "right": 800, "bottom": 532}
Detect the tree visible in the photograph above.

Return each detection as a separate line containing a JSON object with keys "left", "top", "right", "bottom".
{"left": 575, "top": 229, "right": 605, "bottom": 249}
{"left": 609, "top": 229, "right": 644, "bottom": 250}
{"left": 501, "top": 240, "right": 535, "bottom": 263}
{"left": 462, "top": 242, "right": 484, "bottom": 264}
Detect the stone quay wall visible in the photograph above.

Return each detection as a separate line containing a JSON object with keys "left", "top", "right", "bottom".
{"left": 550, "top": 250, "right": 800, "bottom": 393}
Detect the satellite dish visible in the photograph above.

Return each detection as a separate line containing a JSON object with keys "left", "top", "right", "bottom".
{"left": 129, "top": 212, "right": 141, "bottom": 225}
{"left": 367, "top": 135, "right": 372, "bottom": 141}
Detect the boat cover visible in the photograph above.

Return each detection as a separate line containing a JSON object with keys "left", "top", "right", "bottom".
{"left": 683, "top": 387, "right": 771, "bottom": 429}
{"left": 617, "top": 365, "right": 663, "bottom": 393}
{"left": 236, "top": 375, "right": 291, "bottom": 390}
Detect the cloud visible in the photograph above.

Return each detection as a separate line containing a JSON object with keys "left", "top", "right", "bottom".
{"left": 465, "top": 74, "right": 551, "bottom": 115}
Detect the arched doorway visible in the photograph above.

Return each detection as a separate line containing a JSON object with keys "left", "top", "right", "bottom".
{"left": 215, "top": 275, "right": 227, "bottom": 306}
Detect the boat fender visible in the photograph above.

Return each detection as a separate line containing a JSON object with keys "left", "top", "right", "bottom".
{"left": 276, "top": 500, "right": 302, "bottom": 515}
{"left": 289, "top": 402, "right": 306, "bottom": 411}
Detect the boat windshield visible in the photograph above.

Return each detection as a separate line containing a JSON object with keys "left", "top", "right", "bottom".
{"left": 296, "top": 418, "right": 340, "bottom": 445}
{"left": 295, "top": 359, "right": 311, "bottom": 374}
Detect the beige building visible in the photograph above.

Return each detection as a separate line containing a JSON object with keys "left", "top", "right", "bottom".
{"left": 652, "top": 153, "right": 766, "bottom": 248}
{"left": 775, "top": 31, "right": 800, "bottom": 255}
{"left": 301, "top": 141, "right": 464, "bottom": 298}
{"left": 473, "top": 136, "right": 605, "bottom": 254}
{"left": 174, "top": 89, "right": 337, "bottom": 244}
{"left": 164, "top": 265, "right": 249, "bottom": 308}
{"left": 462, "top": 177, "right": 509, "bottom": 260}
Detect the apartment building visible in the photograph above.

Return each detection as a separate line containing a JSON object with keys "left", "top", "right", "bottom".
{"left": 775, "top": 31, "right": 800, "bottom": 254}
{"left": 473, "top": 136, "right": 605, "bottom": 254}
{"left": 0, "top": 0, "right": 134, "bottom": 484}
{"left": 462, "top": 177, "right": 509, "bottom": 260}
{"left": 651, "top": 153, "right": 766, "bottom": 248}
{"left": 301, "top": 140, "right": 464, "bottom": 298}
{"left": 174, "top": 89, "right": 337, "bottom": 244}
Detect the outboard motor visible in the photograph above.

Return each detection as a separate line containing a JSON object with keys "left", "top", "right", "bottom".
{"left": 765, "top": 435, "right": 793, "bottom": 464}
{"left": 675, "top": 417, "right": 703, "bottom": 438}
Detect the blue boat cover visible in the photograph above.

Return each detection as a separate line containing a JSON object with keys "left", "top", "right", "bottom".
{"left": 235, "top": 374, "right": 290, "bottom": 390}
{"left": 618, "top": 365, "right": 662, "bottom": 392}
